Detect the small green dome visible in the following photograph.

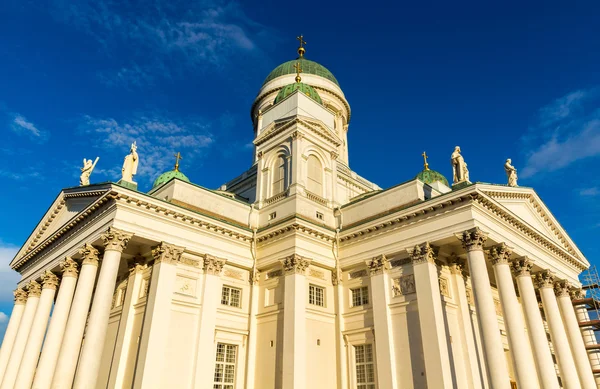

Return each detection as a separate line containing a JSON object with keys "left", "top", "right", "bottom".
{"left": 263, "top": 58, "right": 339, "bottom": 87}
{"left": 153, "top": 170, "right": 190, "bottom": 188}
{"left": 416, "top": 169, "right": 449, "bottom": 187}
{"left": 274, "top": 82, "right": 323, "bottom": 105}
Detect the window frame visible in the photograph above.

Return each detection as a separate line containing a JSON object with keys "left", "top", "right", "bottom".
{"left": 213, "top": 342, "right": 238, "bottom": 389}
{"left": 354, "top": 343, "right": 376, "bottom": 389}
{"left": 350, "top": 286, "right": 369, "bottom": 307}
{"left": 221, "top": 285, "right": 242, "bottom": 308}
{"left": 308, "top": 284, "right": 325, "bottom": 307}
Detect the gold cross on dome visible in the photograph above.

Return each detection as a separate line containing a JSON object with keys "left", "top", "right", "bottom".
{"left": 422, "top": 151, "right": 430, "bottom": 171}
{"left": 174, "top": 152, "right": 183, "bottom": 171}
{"left": 296, "top": 34, "right": 306, "bottom": 57}
{"left": 294, "top": 61, "right": 303, "bottom": 83}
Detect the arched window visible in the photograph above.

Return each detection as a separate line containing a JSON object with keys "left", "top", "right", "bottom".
{"left": 272, "top": 155, "right": 287, "bottom": 195}
{"left": 307, "top": 155, "right": 323, "bottom": 195}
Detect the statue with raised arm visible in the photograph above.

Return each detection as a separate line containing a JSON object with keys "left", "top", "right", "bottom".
{"left": 505, "top": 158, "right": 518, "bottom": 187}
{"left": 451, "top": 146, "right": 470, "bottom": 184}
{"left": 80, "top": 157, "right": 99, "bottom": 186}
{"left": 121, "top": 142, "right": 139, "bottom": 183}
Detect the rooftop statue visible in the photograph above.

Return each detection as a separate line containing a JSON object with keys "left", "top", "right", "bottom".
{"left": 505, "top": 159, "right": 518, "bottom": 187}
{"left": 451, "top": 146, "right": 470, "bottom": 184}
{"left": 80, "top": 157, "right": 99, "bottom": 186}
{"left": 121, "top": 142, "right": 138, "bottom": 183}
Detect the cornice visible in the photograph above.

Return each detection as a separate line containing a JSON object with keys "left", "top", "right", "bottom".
{"left": 254, "top": 116, "right": 341, "bottom": 147}
{"left": 256, "top": 217, "right": 335, "bottom": 245}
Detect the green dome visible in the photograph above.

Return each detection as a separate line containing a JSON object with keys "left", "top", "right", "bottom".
{"left": 274, "top": 82, "right": 323, "bottom": 105}
{"left": 416, "top": 169, "right": 449, "bottom": 187}
{"left": 153, "top": 170, "right": 190, "bottom": 188}
{"left": 263, "top": 58, "right": 340, "bottom": 87}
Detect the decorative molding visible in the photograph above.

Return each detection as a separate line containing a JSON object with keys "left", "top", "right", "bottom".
{"left": 439, "top": 277, "right": 451, "bottom": 297}
{"left": 448, "top": 254, "right": 465, "bottom": 276}
{"left": 408, "top": 242, "right": 438, "bottom": 265}
{"left": 79, "top": 243, "right": 100, "bottom": 267}
{"left": 511, "top": 257, "right": 533, "bottom": 277}
{"left": 27, "top": 280, "right": 42, "bottom": 297}
{"left": 554, "top": 280, "right": 571, "bottom": 298}
{"left": 266, "top": 270, "right": 282, "bottom": 279}
{"left": 60, "top": 257, "right": 79, "bottom": 278}
{"left": 349, "top": 269, "right": 367, "bottom": 279}
{"left": 366, "top": 255, "right": 390, "bottom": 276}
{"left": 249, "top": 270, "right": 260, "bottom": 285}
{"left": 280, "top": 254, "right": 311, "bottom": 275}
{"left": 308, "top": 268, "right": 325, "bottom": 280}
{"left": 465, "top": 288, "right": 474, "bottom": 305}
{"left": 14, "top": 288, "right": 28, "bottom": 304}
{"left": 460, "top": 227, "right": 487, "bottom": 252}
{"left": 224, "top": 268, "right": 244, "bottom": 280}
{"left": 535, "top": 270, "right": 555, "bottom": 289}
{"left": 257, "top": 221, "right": 334, "bottom": 244}
{"left": 392, "top": 274, "right": 415, "bottom": 296}
{"left": 254, "top": 116, "right": 342, "bottom": 148}
{"left": 128, "top": 254, "right": 148, "bottom": 275}
{"left": 175, "top": 276, "right": 197, "bottom": 297}
{"left": 203, "top": 254, "right": 226, "bottom": 275}
{"left": 332, "top": 269, "right": 341, "bottom": 286}
{"left": 101, "top": 226, "right": 133, "bottom": 252}
{"left": 152, "top": 242, "right": 185, "bottom": 265}
{"left": 41, "top": 270, "right": 59, "bottom": 290}
{"left": 488, "top": 243, "right": 512, "bottom": 265}
{"left": 390, "top": 258, "right": 411, "bottom": 268}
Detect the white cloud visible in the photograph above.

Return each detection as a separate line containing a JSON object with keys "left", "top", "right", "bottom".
{"left": 521, "top": 89, "right": 600, "bottom": 178}
{"left": 580, "top": 187, "right": 600, "bottom": 197}
{"left": 12, "top": 115, "right": 41, "bottom": 137}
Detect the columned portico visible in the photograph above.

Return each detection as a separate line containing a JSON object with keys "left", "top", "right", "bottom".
{"left": 459, "top": 227, "right": 510, "bottom": 389}
{"left": 555, "top": 281, "right": 596, "bottom": 389}
{"left": 1, "top": 280, "right": 42, "bottom": 389}
{"left": 280, "top": 254, "right": 310, "bottom": 389}
{"left": 33, "top": 258, "right": 79, "bottom": 389}
{"left": 133, "top": 243, "right": 183, "bottom": 389}
{"left": 409, "top": 242, "right": 453, "bottom": 389}
{"left": 52, "top": 244, "right": 100, "bottom": 389}
{"left": 536, "top": 270, "right": 581, "bottom": 389}
{"left": 512, "top": 258, "right": 560, "bottom": 389}
{"left": 14, "top": 270, "right": 60, "bottom": 389}
{"left": 366, "top": 255, "right": 398, "bottom": 389}
{"left": 73, "top": 227, "right": 133, "bottom": 389}
{"left": 0, "top": 289, "right": 28, "bottom": 381}
{"left": 488, "top": 244, "right": 539, "bottom": 389}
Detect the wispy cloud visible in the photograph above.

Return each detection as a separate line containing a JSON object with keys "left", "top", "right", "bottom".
{"left": 8, "top": 113, "right": 48, "bottom": 142}
{"left": 580, "top": 187, "right": 599, "bottom": 197}
{"left": 521, "top": 88, "right": 600, "bottom": 178}
{"left": 48, "top": 0, "right": 271, "bottom": 88}
{"left": 79, "top": 113, "right": 214, "bottom": 182}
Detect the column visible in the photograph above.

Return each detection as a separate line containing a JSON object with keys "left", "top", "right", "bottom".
{"left": 73, "top": 227, "right": 132, "bottom": 389}
{"left": 409, "top": 243, "right": 453, "bottom": 388}
{"left": 1, "top": 280, "right": 41, "bottom": 389}
{"left": 536, "top": 270, "right": 581, "bottom": 389}
{"left": 14, "top": 271, "right": 60, "bottom": 389}
{"left": 133, "top": 243, "right": 183, "bottom": 389}
{"left": 366, "top": 255, "right": 398, "bottom": 389}
{"left": 449, "top": 258, "right": 483, "bottom": 389}
{"left": 512, "top": 258, "right": 560, "bottom": 389}
{"left": 107, "top": 256, "right": 147, "bottom": 389}
{"left": 192, "top": 255, "right": 226, "bottom": 388}
{"left": 489, "top": 244, "right": 540, "bottom": 388}
{"left": 0, "top": 289, "right": 28, "bottom": 380}
{"left": 244, "top": 270, "right": 260, "bottom": 389}
{"left": 280, "top": 254, "right": 310, "bottom": 389}
{"left": 52, "top": 244, "right": 100, "bottom": 389}
{"left": 32, "top": 258, "right": 79, "bottom": 389}
{"left": 459, "top": 228, "right": 510, "bottom": 389}
{"left": 556, "top": 281, "right": 596, "bottom": 389}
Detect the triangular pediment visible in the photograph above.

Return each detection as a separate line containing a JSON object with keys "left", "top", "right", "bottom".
{"left": 254, "top": 115, "right": 341, "bottom": 147}
{"left": 481, "top": 186, "right": 585, "bottom": 261}
{"left": 11, "top": 185, "right": 111, "bottom": 266}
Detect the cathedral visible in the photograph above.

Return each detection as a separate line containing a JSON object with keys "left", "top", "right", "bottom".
{"left": 0, "top": 37, "right": 598, "bottom": 389}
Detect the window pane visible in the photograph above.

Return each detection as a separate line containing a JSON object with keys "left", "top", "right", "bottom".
{"left": 221, "top": 287, "right": 230, "bottom": 305}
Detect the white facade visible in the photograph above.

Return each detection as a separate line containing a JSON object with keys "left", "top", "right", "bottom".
{"left": 0, "top": 49, "right": 598, "bottom": 389}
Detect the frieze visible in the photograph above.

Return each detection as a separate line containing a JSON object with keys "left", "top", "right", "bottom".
{"left": 224, "top": 268, "right": 244, "bottom": 281}
{"left": 390, "top": 258, "right": 411, "bottom": 268}
{"left": 267, "top": 270, "right": 282, "bottom": 279}
{"left": 308, "top": 268, "right": 325, "bottom": 280}
{"left": 349, "top": 269, "right": 367, "bottom": 279}
{"left": 392, "top": 274, "right": 416, "bottom": 297}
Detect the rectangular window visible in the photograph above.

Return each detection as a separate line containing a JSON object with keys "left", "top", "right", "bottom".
{"left": 309, "top": 284, "right": 324, "bottom": 307}
{"left": 213, "top": 343, "right": 237, "bottom": 389}
{"left": 355, "top": 344, "right": 376, "bottom": 389}
{"left": 221, "top": 286, "right": 241, "bottom": 308}
{"left": 316, "top": 211, "right": 324, "bottom": 220}
{"left": 351, "top": 286, "right": 369, "bottom": 307}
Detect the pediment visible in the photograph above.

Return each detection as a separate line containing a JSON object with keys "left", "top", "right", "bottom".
{"left": 254, "top": 115, "right": 341, "bottom": 147}
{"left": 481, "top": 187, "right": 585, "bottom": 261}
{"left": 11, "top": 186, "right": 110, "bottom": 265}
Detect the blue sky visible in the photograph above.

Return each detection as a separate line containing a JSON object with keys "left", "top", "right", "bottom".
{"left": 1, "top": 0, "right": 599, "bottom": 338}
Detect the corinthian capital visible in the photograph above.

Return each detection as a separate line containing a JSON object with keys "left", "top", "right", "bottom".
{"left": 570, "top": 287, "right": 586, "bottom": 300}
{"left": 60, "top": 257, "right": 79, "bottom": 278}
{"left": 554, "top": 280, "right": 572, "bottom": 297}
{"left": 203, "top": 254, "right": 226, "bottom": 275}
{"left": 13, "top": 288, "right": 28, "bottom": 304}
{"left": 366, "top": 255, "right": 390, "bottom": 276}
{"left": 41, "top": 270, "right": 59, "bottom": 290}
{"left": 408, "top": 242, "right": 438, "bottom": 265}
{"left": 448, "top": 254, "right": 465, "bottom": 275}
{"left": 152, "top": 242, "right": 184, "bottom": 265}
{"left": 281, "top": 254, "right": 311, "bottom": 275}
{"left": 79, "top": 243, "right": 100, "bottom": 266}
{"left": 459, "top": 227, "right": 487, "bottom": 252}
{"left": 27, "top": 280, "right": 42, "bottom": 297}
{"left": 535, "top": 270, "right": 555, "bottom": 289}
{"left": 488, "top": 243, "right": 512, "bottom": 265}
{"left": 101, "top": 227, "right": 133, "bottom": 252}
